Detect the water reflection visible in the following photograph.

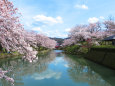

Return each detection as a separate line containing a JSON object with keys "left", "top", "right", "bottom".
{"left": 64, "top": 55, "right": 115, "bottom": 86}
{"left": 32, "top": 69, "right": 61, "bottom": 80}
{"left": 0, "top": 50, "right": 115, "bottom": 86}
{"left": 0, "top": 51, "right": 56, "bottom": 86}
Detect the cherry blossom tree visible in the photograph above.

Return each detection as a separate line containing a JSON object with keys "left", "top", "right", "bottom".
{"left": 63, "top": 21, "right": 112, "bottom": 46}
{"left": 69, "top": 23, "right": 110, "bottom": 42}
{"left": 104, "top": 19, "right": 115, "bottom": 34}
{"left": 88, "top": 23, "right": 109, "bottom": 39}
{"left": 62, "top": 38, "right": 76, "bottom": 46}
{"left": 0, "top": 0, "right": 56, "bottom": 85}
{"left": 0, "top": 0, "right": 57, "bottom": 61}
{"left": 0, "top": 0, "right": 38, "bottom": 62}
{"left": 0, "top": 0, "right": 38, "bottom": 84}
{"left": 36, "top": 34, "right": 56, "bottom": 49}
{"left": 69, "top": 25, "right": 90, "bottom": 42}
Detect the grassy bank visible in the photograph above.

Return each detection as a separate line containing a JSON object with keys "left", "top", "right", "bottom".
{"left": 37, "top": 49, "right": 51, "bottom": 55}
{"left": 0, "top": 46, "right": 51, "bottom": 59}
{"left": 0, "top": 51, "right": 21, "bottom": 59}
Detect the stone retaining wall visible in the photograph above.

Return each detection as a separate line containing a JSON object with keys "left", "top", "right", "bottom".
{"left": 85, "top": 48, "right": 115, "bottom": 69}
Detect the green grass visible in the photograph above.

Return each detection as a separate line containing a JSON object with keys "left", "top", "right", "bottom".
{"left": 0, "top": 51, "right": 21, "bottom": 59}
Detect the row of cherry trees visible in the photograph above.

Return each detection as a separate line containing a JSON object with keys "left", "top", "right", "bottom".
{"left": 0, "top": 0, "right": 56, "bottom": 61}
{"left": 0, "top": 0, "right": 56, "bottom": 85}
{"left": 63, "top": 19, "right": 115, "bottom": 46}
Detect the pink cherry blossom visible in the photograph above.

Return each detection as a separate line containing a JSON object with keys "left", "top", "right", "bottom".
{"left": 0, "top": 0, "right": 56, "bottom": 85}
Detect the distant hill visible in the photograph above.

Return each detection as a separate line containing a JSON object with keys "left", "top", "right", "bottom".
{"left": 50, "top": 38, "right": 64, "bottom": 45}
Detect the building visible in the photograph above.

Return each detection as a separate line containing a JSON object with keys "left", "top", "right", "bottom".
{"left": 103, "top": 35, "right": 115, "bottom": 45}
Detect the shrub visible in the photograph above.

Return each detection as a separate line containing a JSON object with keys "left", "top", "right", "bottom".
{"left": 92, "top": 45, "right": 115, "bottom": 49}
{"left": 63, "top": 45, "right": 88, "bottom": 55}
{"left": 78, "top": 47, "right": 88, "bottom": 54}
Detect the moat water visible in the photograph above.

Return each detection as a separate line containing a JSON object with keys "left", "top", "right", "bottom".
{"left": 0, "top": 50, "right": 115, "bottom": 86}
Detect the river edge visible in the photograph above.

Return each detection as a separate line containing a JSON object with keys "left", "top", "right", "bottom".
{"left": 85, "top": 48, "right": 115, "bottom": 70}
{"left": 1, "top": 48, "right": 115, "bottom": 70}
{"left": 1, "top": 50, "right": 115, "bottom": 86}
{"left": 0, "top": 52, "right": 21, "bottom": 59}
{"left": 0, "top": 49, "right": 51, "bottom": 60}
{"left": 37, "top": 49, "right": 51, "bottom": 55}
{"left": 62, "top": 48, "right": 115, "bottom": 70}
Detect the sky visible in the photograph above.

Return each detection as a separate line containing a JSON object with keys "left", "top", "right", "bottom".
{"left": 10, "top": 0, "right": 115, "bottom": 38}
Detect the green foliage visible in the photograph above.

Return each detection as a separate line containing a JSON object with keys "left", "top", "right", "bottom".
{"left": 99, "top": 41, "right": 112, "bottom": 45}
{"left": 37, "top": 49, "right": 50, "bottom": 56}
{"left": 33, "top": 46, "right": 48, "bottom": 51}
{"left": 92, "top": 45, "right": 115, "bottom": 49}
{"left": 2, "top": 48, "right": 7, "bottom": 53}
{"left": 78, "top": 47, "right": 88, "bottom": 54}
{"left": 0, "top": 44, "right": 7, "bottom": 53}
{"left": 66, "top": 45, "right": 79, "bottom": 54}
{"left": 63, "top": 45, "right": 88, "bottom": 55}
{"left": 38, "top": 47, "right": 47, "bottom": 51}
{"left": 62, "top": 41, "right": 115, "bottom": 55}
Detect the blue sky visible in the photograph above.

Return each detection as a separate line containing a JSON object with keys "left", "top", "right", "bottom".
{"left": 10, "top": 0, "right": 115, "bottom": 38}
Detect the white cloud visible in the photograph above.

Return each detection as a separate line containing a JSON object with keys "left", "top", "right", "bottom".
{"left": 32, "top": 27, "right": 42, "bottom": 31}
{"left": 65, "top": 28, "right": 71, "bottom": 32}
{"left": 32, "top": 69, "right": 62, "bottom": 80}
{"left": 88, "top": 17, "right": 99, "bottom": 23}
{"left": 75, "top": 4, "right": 88, "bottom": 10}
{"left": 99, "top": 16, "right": 105, "bottom": 20}
{"left": 31, "top": 28, "right": 68, "bottom": 38}
{"left": 32, "top": 27, "right": 51, "bottom": 36}
{"left": 33, "top": 15, "right": 63, "bottom": 25}
{"left": 46, "top": 30, "right": 68, "bottom": 38}
{"left": 53, "top": 30, "right": 68, "bottom": 38}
